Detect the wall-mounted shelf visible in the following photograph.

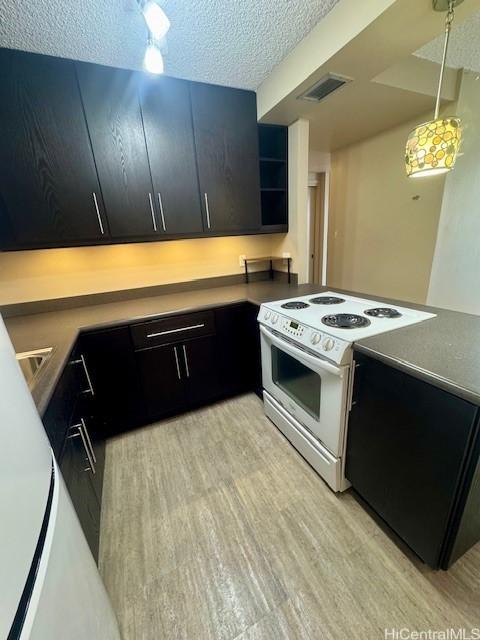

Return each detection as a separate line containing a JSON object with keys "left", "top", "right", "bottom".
{"left": 243, "top": 255, "right": 292, "bottom": 283}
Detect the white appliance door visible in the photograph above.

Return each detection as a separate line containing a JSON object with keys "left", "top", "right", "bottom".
{"left": 0, "top": 317, "right": 120, "bottom": 640}
{"left": 23, "top": 461, "right": 120, "bottom": 640}
{"left": 0, "top": 318, "right": 53, "bottom": 639}
{"left": 260, "top": 325, "right": 349, "bottom": 456}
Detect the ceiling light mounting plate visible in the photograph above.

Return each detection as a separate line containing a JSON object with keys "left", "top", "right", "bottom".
{"left": 433, "top": 0, "right": 464, "bottom": 11}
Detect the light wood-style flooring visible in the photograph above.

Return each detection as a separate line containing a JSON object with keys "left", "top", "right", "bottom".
{"left": 99, "top": 394, "right": 480, "bottom": 639}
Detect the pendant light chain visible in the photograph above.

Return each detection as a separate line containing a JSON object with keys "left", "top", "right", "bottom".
{"left": 434, "top": 0, "right": 455, "bottom": 118}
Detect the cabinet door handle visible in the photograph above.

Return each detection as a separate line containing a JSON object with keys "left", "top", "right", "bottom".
{"left": 204, "top": 192, "right": 211, "bottom": 229}
{"left": 80, "top": 354, "right": 95, "bottom": 396}
{"left": 174, "top": 346, "right": 181, "bottom": 380}
{"left": 80, "top": 417, "right": 96, "bottom": 464}
{"left": 157, "top": 192, "right": 167, "bottom": 232}
{"left": 182, "top": 345, "right": 190, "bottom": 378}
{"left": 92, "top": 192, "right": 105, "bottom": 235}
{"left": 148, "top": 193, "right": 158, "bottom": 232}
{"left": 68, "top": 422, "right": 96, "bottom": 474}
{"left": 70, "top": 355, "right": 95, "bottom": 395}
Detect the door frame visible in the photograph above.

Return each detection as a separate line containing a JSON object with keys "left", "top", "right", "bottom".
{"left": 307, "top": 171, "right": 330, "bottom": 285}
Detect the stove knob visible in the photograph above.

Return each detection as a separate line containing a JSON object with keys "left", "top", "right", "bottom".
{"left": 311, "top": 332, "right": 321, "bottom": 345}
{"left": 271, "top": 313, "right": 279, "bottom": 324}
{"left": 264, "top": 310, "right": 271, "bottom": 320}
{"left": 323, "top": 338, "right": 335, "bottom": 351}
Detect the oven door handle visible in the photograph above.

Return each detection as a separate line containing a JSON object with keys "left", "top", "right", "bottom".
{"left": 260, "top": 325, "right": 344, "bottom": 377}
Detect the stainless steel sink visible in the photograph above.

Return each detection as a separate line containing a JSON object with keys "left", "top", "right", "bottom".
{"left": 16, "top": 348, "right": 54, "bottom": 389}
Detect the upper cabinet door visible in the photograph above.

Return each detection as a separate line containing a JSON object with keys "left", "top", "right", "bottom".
{"left": 190, "top": 83, "right": 261, "bottom": 233}
{"left": 0, "top": 50, "right": 108, "bottom": 249}
{"left": 76, "top": 63, "right": 159, "bottom": 239}
{"left": 140, "top": 76, "right": 204, "bottom": 235}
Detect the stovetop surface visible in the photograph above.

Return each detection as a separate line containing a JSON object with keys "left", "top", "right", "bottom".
{"left": 263, "top": 291, "right": 436, "bottom": 342}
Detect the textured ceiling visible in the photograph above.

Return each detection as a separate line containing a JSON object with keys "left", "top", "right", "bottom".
{"left": 0, "top": 0, "right": 340, "bottom": 89}
{"left": 415, "top": 8, "right": 480, "bottom": 74}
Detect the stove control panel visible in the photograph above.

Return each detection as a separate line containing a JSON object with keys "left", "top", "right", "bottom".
{"left": 258, "top": 307, "right": 351, "bottom": 365}
{"left": 283, "top": 319, "right": 305, "bottom": 338}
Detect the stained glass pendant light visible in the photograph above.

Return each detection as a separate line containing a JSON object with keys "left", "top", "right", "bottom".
{"left": 405, "top": 0, "right": 464, "bottom": 178}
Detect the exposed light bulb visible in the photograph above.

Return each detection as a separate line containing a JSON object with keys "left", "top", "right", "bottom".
{"left": 144, "top": 42, "right": 164, "bottom": 74}
{"left": 142, "top": 1, "right": 170, "bottom": 40}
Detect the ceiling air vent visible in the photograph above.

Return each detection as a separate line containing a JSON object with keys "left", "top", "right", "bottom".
{"left": 298, "top": 73, "right": 351, "bottom": 103}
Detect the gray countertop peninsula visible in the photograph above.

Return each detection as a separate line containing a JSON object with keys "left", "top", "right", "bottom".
{"left": 3, "top": 280, "right": 480, "bottom": 415}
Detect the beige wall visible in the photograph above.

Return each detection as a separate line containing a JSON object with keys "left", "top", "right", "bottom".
{"left": 0, "top": 234, "right": 280, "bottom": 305}
{"left": 428, "top": 71, "right": 480, "bottom": 315}
{"left": 327, "top": 113, "right": 447, "bottom": 304}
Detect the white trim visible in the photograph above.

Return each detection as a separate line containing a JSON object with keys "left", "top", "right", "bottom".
{"left": 321, "top": 171, "right": 330, "bottom": 286}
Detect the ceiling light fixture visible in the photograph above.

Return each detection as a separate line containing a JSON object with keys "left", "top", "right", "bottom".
{"left": 405, "top": 0, "right": 463, "bottom": 178}
{"left": 142, "top": 0, "right": 170, "bottom": 40}
{"left": 144, "top": 40, "right": 164, "bottom": 74}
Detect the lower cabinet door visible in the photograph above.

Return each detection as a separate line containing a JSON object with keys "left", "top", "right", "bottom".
{"left": 214, "top": 303, "right": 261, "bottom": 397}
{"left": 346, "top": 354, "right": 478, "bottom": 568}
{"left": 135, "top": 344, "right": 187, "bottom": 420}
{"left": 182, "top": 336, "right": 220, "bottom": 407}
{"left": 60, "top": 430, "right": 101, "bottom": 561}
{"left": 79, "top": 327, "right": 144, "bottom": 435}
{"left": 72, "top": 394, "right": 105, "bottom": 505}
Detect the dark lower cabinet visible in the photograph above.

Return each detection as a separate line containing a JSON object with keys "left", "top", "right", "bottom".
{"left": 191, "top": 82, "right": 261, "bottom": 233}
{"left": 346, "top": 353, "right": 480, "bottom": 568}
{"left": 60, "top": 429, "right": 101, "bottom": 560}
{"left": 135, "top": 334, "right": 220, "bottom": 421}
{"left": 72, "top": 393, "right": 106, "bottom": 505}
{"left": 42, "top": 356, "right": 86, "bottom": 459}
{"left": 182, "top": 336, "right": 219, "bottom": 407}
{"left": 43, "top": 343, "right": 105, "bottom": 561}
{"left": 0, "top": 49, "right": 107, "bottom": 249}
{"left": 214, "top": 303, "right": 261, "bottom": 397}
{"left": 42, "top": 301, "right": 263, "bottom": 561}
{"left": 136, "top": 343, "right": 187, "bottom": 420}
{"left": 78, "top": 326, "right": 144, "bottom": 436}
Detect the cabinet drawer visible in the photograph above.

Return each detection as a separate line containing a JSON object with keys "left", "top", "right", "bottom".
{"left": 131, "top": 310, "right": 215, "bottom": 349}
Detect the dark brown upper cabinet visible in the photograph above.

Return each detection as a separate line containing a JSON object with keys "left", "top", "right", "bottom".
{"left": 0, "top": 50, "right": 264, "bottom": 251}
{"left": 140, "top": 76, "right": 204, "bottom": 236}
{"left": 190, "top": 83, "right": 261, "bottom": 233}
{"left": 76, "top": 63, "right": 160, "bottom": 239}
{"left": 0, "top": 49, "right": 108, "bottom": 250}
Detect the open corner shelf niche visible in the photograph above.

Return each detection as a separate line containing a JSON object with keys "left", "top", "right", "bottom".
{"left": 258, "top": 124, "right": 288, "bottom": 233}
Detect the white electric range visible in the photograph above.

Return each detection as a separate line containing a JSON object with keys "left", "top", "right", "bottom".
{"left": 258, "top": 291, "right": 435, "bottom": 491}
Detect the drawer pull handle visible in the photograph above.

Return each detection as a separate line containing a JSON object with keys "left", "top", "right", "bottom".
{"left": 147, "top": 323, "right": 205, "bottom": 339}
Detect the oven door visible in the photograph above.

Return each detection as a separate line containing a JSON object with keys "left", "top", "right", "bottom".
{"left": 260, "top": 325, "right": 349, "bottom": 457}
